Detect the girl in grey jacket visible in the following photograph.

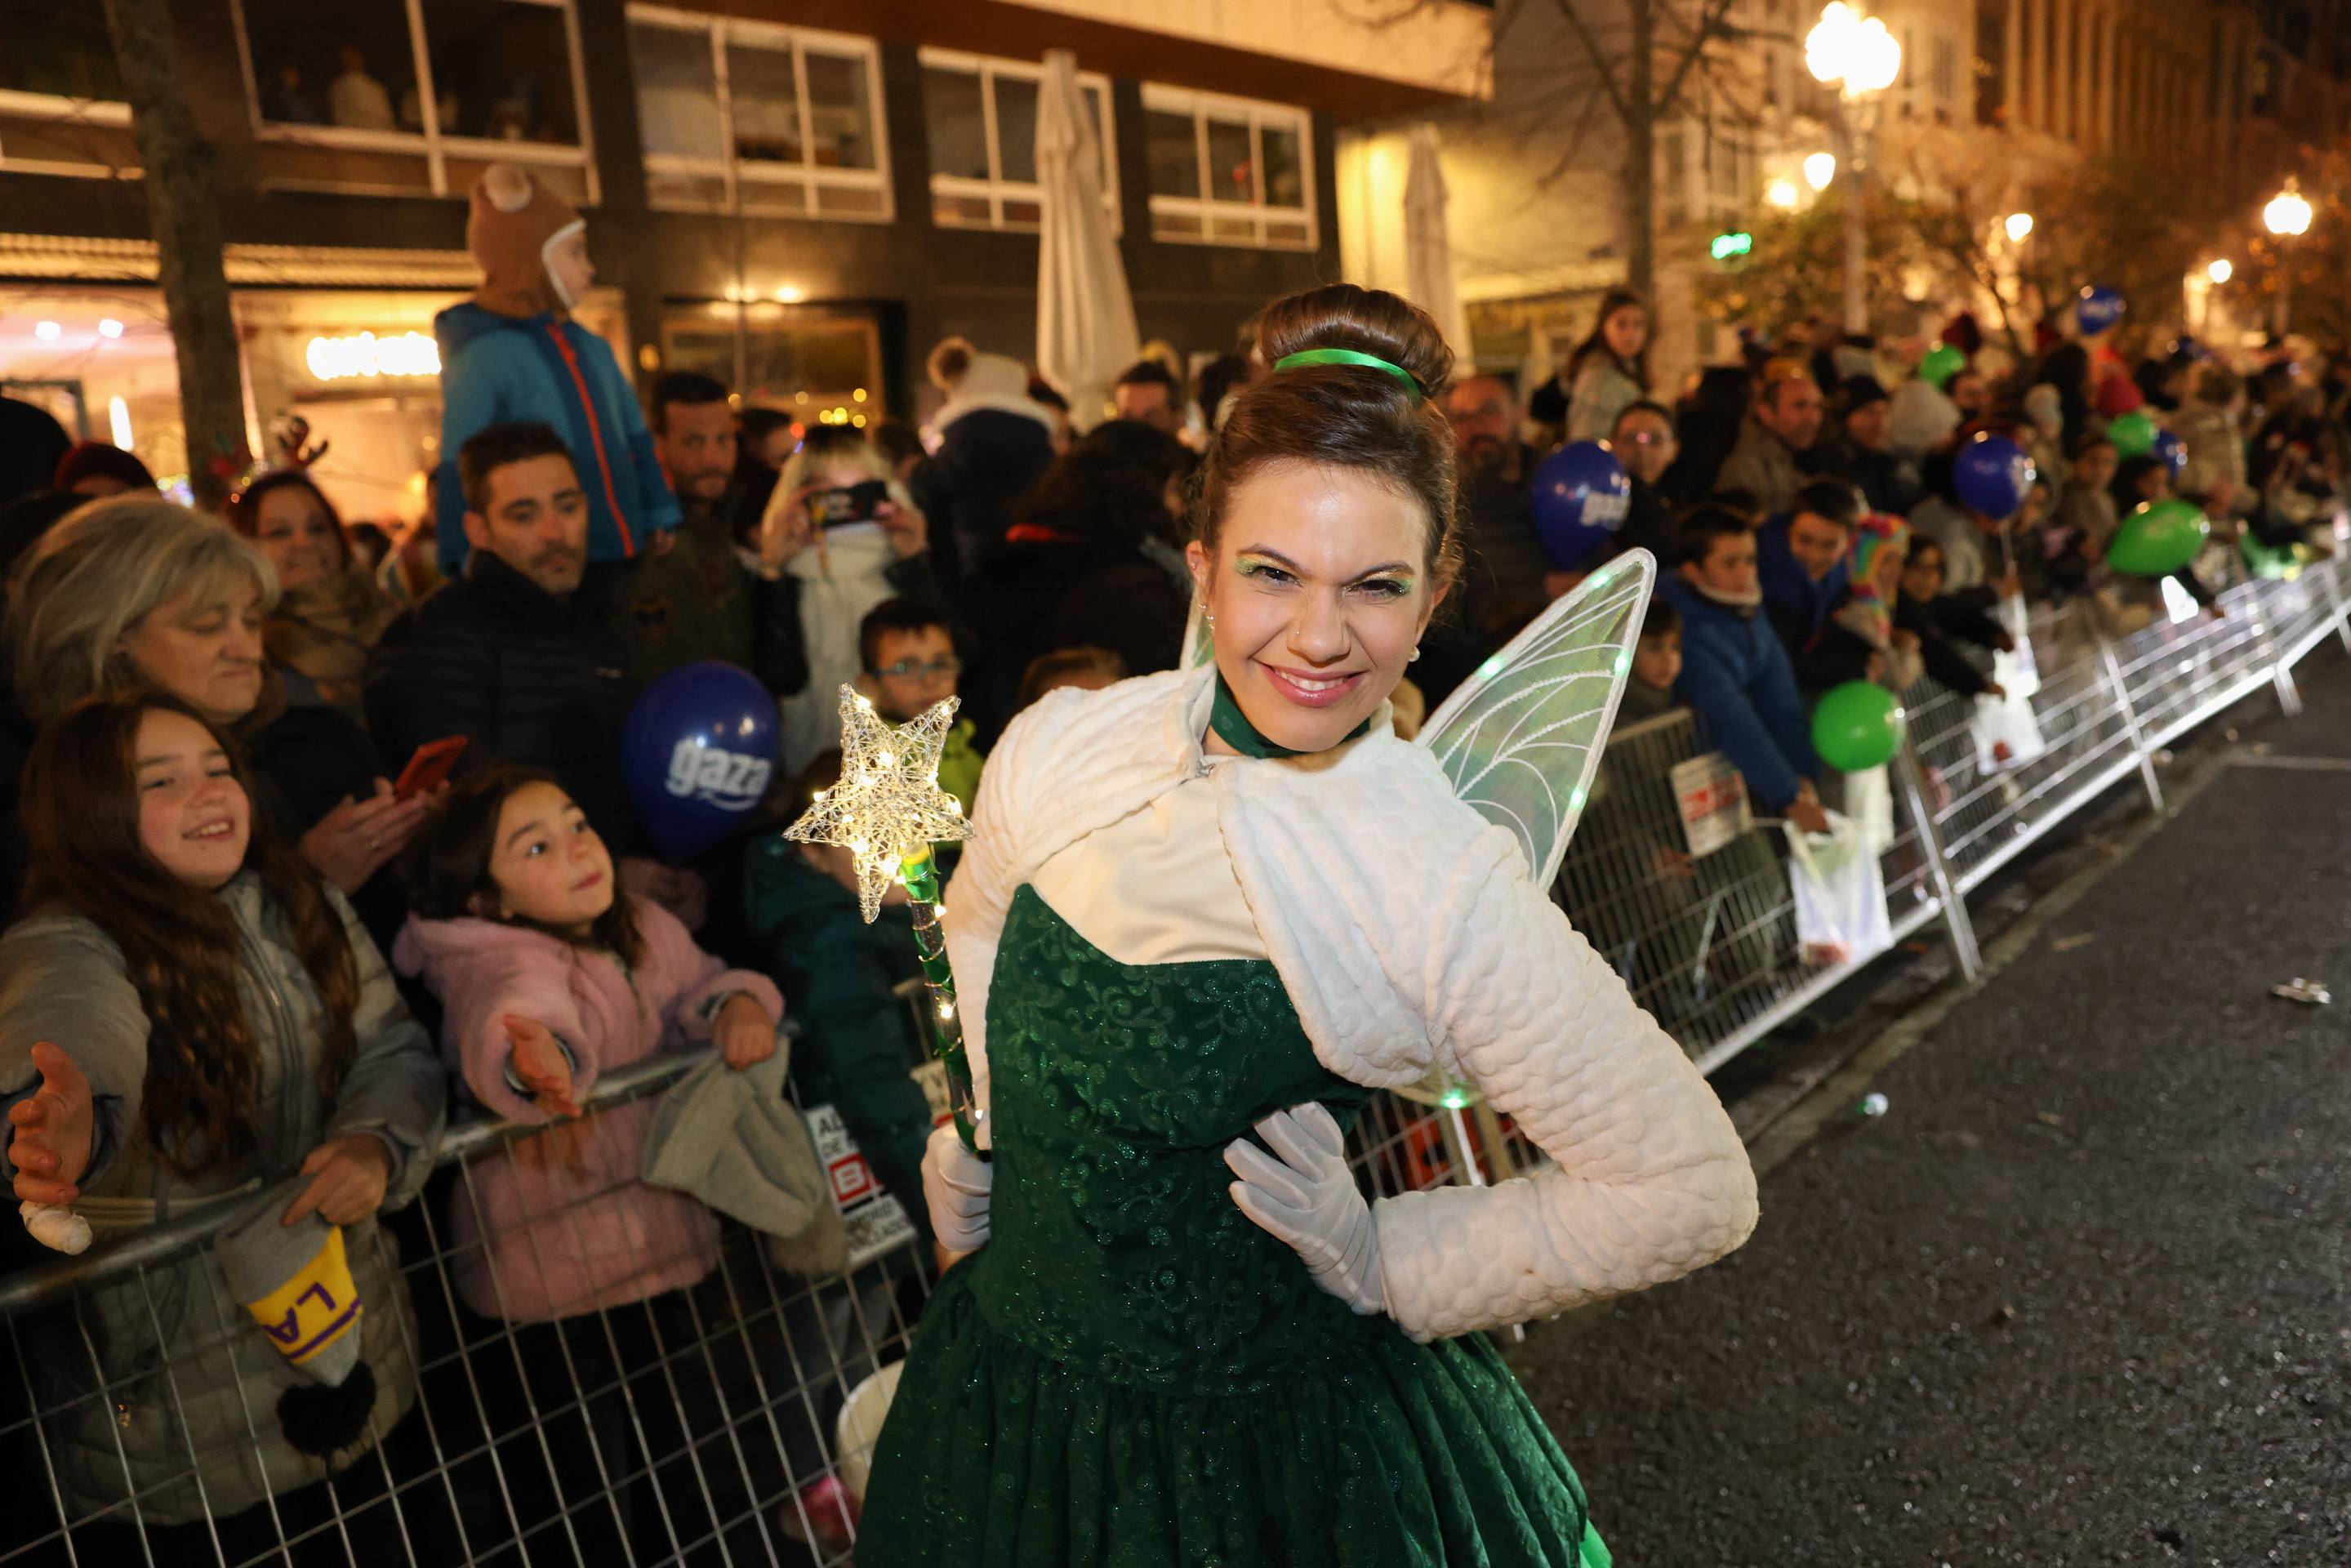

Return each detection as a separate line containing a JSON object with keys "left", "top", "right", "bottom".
{"left": 0, "top": 694, "right": 443, "bottom": 1552}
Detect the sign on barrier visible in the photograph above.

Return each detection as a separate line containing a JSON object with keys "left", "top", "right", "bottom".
{"left": 806, "top": 1103, "right": 921, "bottom": 1270}
{"left": 1671, "top": 751, "right": 1750, "bottom": 858}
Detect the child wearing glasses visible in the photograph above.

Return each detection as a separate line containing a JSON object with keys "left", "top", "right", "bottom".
{"left": 855, "top": 598, "right": 984, "bottom": 812}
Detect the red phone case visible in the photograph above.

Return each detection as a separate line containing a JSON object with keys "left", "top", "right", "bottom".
{"left": 394, "top": 736, "right": 469, "bottom": 800}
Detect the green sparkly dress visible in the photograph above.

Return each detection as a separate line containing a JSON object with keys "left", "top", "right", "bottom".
{"left": 856, "top": 885, "right": 1609, "bottom": 1567}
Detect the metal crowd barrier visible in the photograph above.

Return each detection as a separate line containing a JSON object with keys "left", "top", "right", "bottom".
{"left": 4, "top": 551, "right": 2342, "bottom": 1566}
{"left": 0, "top": 1013, "right": 1480, "bottom": 1568}
{"left": 1548, "top": 544, "right": 2351, "bottom": 1080}
{"left": 0, "top": 1048, "right": 933, "bottom": 1568}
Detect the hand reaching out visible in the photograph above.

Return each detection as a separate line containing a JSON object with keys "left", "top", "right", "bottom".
{"left": 8, "top": 1042, "right": 92, "bottom": 1206}
{"left": 715, "top": 994, "right": 777, "bottom": 1071}
{"left": 1786, "top": 798, "right": 1832, "bottom": 836}
{"left": 504, "top": 1014, "right": 581, "bottom": 1119}
{"left": 281, "top": 1135, "right": 392, "bottom": 1227}
{"left": 301, "top": 778, "right": 434, "bottom": 894}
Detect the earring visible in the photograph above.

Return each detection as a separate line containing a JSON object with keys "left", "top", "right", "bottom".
{"left": 1409, "top": 645, "right": 1422, "bottom": 662}
{"left": 1204, "top": 610, "right": 1217, "bottom": 630}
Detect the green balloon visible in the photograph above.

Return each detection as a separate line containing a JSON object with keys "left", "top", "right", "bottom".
{"left": 2240, "top": 531, "right": 2302, "bottom": 581}
{"left": 1918, "top": 344, "right": 1966, "bottom": 390}
{"left": 2106, "top": 498, "right": 2209, "bottom": 577}
{"left": 2108, "top": 408, "right": 2158, "bottom": 458}
{"left": 1811, "top": 680, "right": 1905, "bottom": 773}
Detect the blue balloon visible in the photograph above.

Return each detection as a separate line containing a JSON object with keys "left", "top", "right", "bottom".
{"left": 2150, "top": 427, "right": 2187, "bottom": 479}
{"left": 622, "top": 662, "right": 780, "bottom": 862}
{"left": 1530, "top": 441, "right": 1632, "bottom": 570}
{"left": 2076, "top": 284, "right": 2126, "bottom": 336}
{"left": 1952, "top": 434, "right": 2036, "bottom": 519}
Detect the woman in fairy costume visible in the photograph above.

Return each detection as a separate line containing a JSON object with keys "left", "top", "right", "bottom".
{"left": 856, "top": 285, "right": 1758, "bottom": 1566}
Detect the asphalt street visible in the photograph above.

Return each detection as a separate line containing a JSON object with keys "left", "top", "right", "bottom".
{"left": 1516, "top": 648, "right": 2351, "bottom": 1566}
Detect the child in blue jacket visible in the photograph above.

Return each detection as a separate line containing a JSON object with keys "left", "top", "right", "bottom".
{"left": 433, "top": 164, "right": 678, "bottom": 572}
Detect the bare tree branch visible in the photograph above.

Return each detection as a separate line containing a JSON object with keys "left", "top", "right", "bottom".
{"left": 1543, "top": 0, "right": 1633, "bottom": 122}
{"left": 1654, "top": 0, "right": 1743, "bottom": 118}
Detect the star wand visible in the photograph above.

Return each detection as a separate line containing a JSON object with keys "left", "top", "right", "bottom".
{"left": 784, "top": 687, "right": 982, "bottom": 1149}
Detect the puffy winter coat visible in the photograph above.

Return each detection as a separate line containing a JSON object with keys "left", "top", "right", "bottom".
{"left": 365, "top": 550, "right": 643, "bottom": 853}
{"left": 1656, "top": 576, "right": 1820, "bottom": 809}
{"left": 392, "top": 897, "right": 782, "bottom": 1324}
{"left": 432, "top": 301, "right": 679, "bottom": 570}
{"left": 0, "top": 875, "right": 443, "bottom": 1525}
{"left": 741, "top": 841, "right": 933, "bottom": 1236}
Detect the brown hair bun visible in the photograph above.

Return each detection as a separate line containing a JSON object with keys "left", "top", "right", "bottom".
{"left": 1199, "top": 284, "right": 1463, "bottom": 595}
{"left": 1253, "top": 283, "right": 1454, "bottom": 396}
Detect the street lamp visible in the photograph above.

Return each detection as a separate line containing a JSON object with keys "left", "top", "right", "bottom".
{"left": 2264, "top": 180, "right": 2312, "bottom": 332}
{"left": 1807, "top": 2, "right": 1902, "bottom": 334}
{"left": 1765, "top": 176, "right": 1801, "bottom": 210}
{"left": 2206, "top": 258, "right": 2233, "bottom": 285}
{"left": 2004, "top": 212, "right": 2034, "bottom": 244}
{"left": 1802, "top": 151, "right": 1837, "bottom": 191}
{"left": 2264, "top": 182, "right": 2313, "bottom": 238}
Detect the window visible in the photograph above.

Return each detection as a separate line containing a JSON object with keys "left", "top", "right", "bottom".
{"left": 630, "top": 7, "right": 892, "bottom": 222}
{"left": 1138, "top": 85, "right": 1315, "bottom": 250}
{"left": 919, "top": 49, "right": 1117, "bottom": 233}
{"left": 0, "top": 13, "right": 136, "bottom": 179}
{"left": 231, "top": 0, "right": 594, "bottom": 203}
{"left": 661, "top": 305, "right": 885, "bottom": 421}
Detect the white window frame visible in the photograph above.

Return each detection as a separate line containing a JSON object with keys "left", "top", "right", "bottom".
{"left": 916, "top": 47, "right": 1118, "bottom": 234}
{"left": 0, "top": 90, "right": 136, "bottom": 180}
{"left": 229, "top": 0, "right": 599, "bottom": 203}
{"left": 1138, "top": 83, "right": 1316, "bottom": 252}
{"left": 629, "top": 5, "right": 893, "bottom": 225}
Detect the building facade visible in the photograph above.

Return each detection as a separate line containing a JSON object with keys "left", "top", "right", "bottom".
{"left": 0, "top": 0, "right": 1488, "bottom": 513}
{"left": 1338, "top": 0, "right": 2349, "bottom": 399}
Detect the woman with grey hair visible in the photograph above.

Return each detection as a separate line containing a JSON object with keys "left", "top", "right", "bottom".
{"left": 2, "top": 497, "right": 430, "bottom": 941}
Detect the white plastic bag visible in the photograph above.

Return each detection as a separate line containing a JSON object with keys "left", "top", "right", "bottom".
{"left": 1970, "top": 595, "right": 2045, "bottom": 770}
{"left": 1783, "top": 810, "right": 1893, "bottom": 967}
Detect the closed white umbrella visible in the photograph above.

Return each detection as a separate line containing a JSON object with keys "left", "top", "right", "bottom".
{"left": 1035, "top": 48, "right": 1139, "bottom": 430}
{"left": 1403, "top": 123, "right": 1473, "bottom": 364}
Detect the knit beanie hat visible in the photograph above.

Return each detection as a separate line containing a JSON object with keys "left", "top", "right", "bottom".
{"left": 466, "top": 163, "right": 583, "bottom": 319}
{"left": 216, "top": 1179, "right": 377, "bottom": 1459}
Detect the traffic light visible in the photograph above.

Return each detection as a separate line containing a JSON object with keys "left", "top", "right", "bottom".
{"left": 1710, "top": 230, "right": 1754, "bottom": 262}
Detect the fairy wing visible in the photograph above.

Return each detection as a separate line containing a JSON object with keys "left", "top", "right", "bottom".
{"left": 1415, "top": 550, "right": 1656, "bottom": 890}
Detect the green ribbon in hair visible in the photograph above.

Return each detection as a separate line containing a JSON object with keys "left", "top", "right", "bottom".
{"left": 1273, "top": 348, "right": 1424, "bottom": 403}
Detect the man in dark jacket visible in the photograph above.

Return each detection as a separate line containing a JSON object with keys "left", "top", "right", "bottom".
{"left": 621, "top": 369, "right": 809, "bottom": 690}
{"left": 1655, "top": 506, "right": 1830, "bottom": 831}
{"left": 368, "top": 421, "right": 697, "bottom": 916}
{"left": 1811, "top": 375, "right": 1919, "bottom": 514}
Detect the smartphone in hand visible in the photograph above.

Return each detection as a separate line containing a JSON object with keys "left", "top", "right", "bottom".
{"left": 807, "top": 479, "right": 891, "bottom": 528}
{"left": 394, "top": 736, "right": 469, "bottom": 801}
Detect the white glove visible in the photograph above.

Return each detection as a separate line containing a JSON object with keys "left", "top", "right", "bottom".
{"left": 921, "top": 1123, "right": 991, "bottom": 1254}
{"left": 1223, "top": 1101, "right": 1384, "bottom": 1316}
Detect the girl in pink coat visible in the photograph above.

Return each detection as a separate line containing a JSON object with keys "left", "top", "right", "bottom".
{"left": 394, "top": 764, "right": 784, "bottom": 1325}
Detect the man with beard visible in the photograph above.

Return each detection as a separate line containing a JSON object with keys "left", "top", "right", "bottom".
{"left": 369, "top": 421, "right": 699, "bottom": 920}
{"left": 1445, "top": 373, "right": 1554, "bottom": 605}
{"left": 1715, "top": 358, "right": 1825, "bottom": 514}
{"left": 621, "top": 371, "right": 808, "bottom": 689}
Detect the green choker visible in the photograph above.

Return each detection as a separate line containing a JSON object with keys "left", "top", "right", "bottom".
{"left": 1209, "top": 670, "right": 1371, "bottom": 759}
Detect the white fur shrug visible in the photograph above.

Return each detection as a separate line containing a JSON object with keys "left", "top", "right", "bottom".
{"left": 943, "top": 664, "right": 1759, "bottom": 1341}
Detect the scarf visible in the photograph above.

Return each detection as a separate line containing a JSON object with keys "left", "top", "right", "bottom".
{"left": 1209, "top": 670, "right": 1369, "bottom": 758}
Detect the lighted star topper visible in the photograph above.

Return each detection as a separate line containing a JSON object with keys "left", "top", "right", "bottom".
{"left": 785, "top": 686, "right": 972, "bottom": 921}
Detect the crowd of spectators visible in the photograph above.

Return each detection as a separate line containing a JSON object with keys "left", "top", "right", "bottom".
{"left": 2, "top": 164, "right": 2349, "bottom": 1557}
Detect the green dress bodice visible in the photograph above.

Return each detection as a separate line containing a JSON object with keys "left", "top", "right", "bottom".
{"left": 857, "top": 886, "right": 1603, "bottom": 1567}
